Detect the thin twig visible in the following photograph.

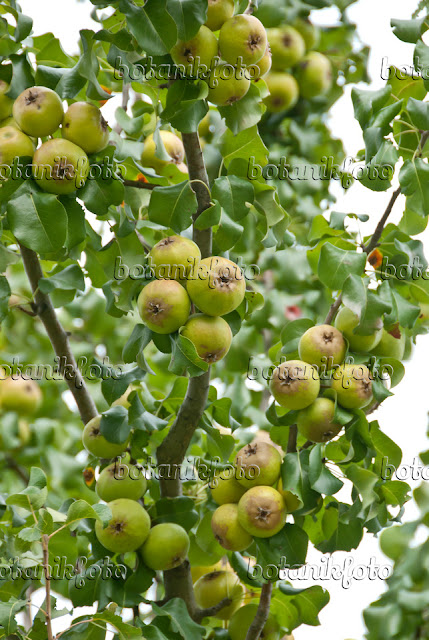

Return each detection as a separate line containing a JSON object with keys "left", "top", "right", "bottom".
{"left": 194, "top": 597, "right": 232, "bottom": 622}
{"left": 122, "top": 179, "right": 157, "bottom": 190}
{"left": 19, "top": 245, "right": 98, "bottom": 424}
{"left": 42, "top": 534, "right": 53, "bottom": 640}
{"left": 244, "top": 0, "right": 258, "bottom": 14}
{"left": 325, "top": 293, "right": 343, "bottom": 325}
{"left": 245, "top": 582, "right": 273, "bottom": 640}
{"left": 363, "top": 187, "right": 401, "bottom": 255}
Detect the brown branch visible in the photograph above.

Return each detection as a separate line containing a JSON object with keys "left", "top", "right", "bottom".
{"left": 287, "top": 424, "right": 297, "bottom": 453}
{"left": 194, "top": 596, "right": 232, "bottom": 622}
{"left": 156, "top": 130, "right": 213, "bottom": 618}
{"left": 325, "top": 293, "right": 342, "bottom": 325}
{"left": 244, "top": 0, "right": 258, "bottom": 14}
{"left": 182, "top": 132, "right": 212, "bottom": 258}
{"left": 363, "top": 187, "right": 401, "bottom": 255}
{"left": 122, "top": 179, "right": 157, "bottom": 190}
{"left": 42, "top": 534, "right": 53, "bottom": 640}
{"left": 245, "top": 582, "right": 273, "bottom": 640}
{"left": 19, "top": 245, "right": 98, "bottom": 424}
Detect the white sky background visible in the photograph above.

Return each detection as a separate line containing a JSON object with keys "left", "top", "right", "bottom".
{"left": 17, "top": 0, "right": 429, "bottom": 639}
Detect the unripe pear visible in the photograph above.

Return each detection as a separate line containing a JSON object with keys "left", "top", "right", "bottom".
{"left": 269, "top": 360, "right": 320, "bottom": 410}
{"left": 293, "top": 18, "right": 320, "bottom": 50}
{"left": 62, "top": 102, "right": 109, "bottom": 154}
{"left": 207, "top": 64, "right": 250, "bottom": 106}
{"left": 13, "top": 86, "right": 64, "bottom": 137}
{"left": 137, "top": 279, "right": 190, "bottom": 334}
{"left": 95, "top": 498, "right": 150, "bottom": 553}
{"left": 82, "top": 416, "right": 129, "bottom": 459}
{"left": 277, "top": 479, "right": 301, "bottom": 512}
{"left": 371, "top": 329, "right": 405, "bottom": 360}
{"left": 141, "top": 131, "right": 186, "bottom": 175}
{"left": 0, "top": 81, "right": 13, "bottom": 120}
{"left": 295, "top": 52, "right": 332, "bottom": 99}
{"left": 267, "top": 26, "right": 305, "bottom": 70}
{"left": 187, "top": 256, "right": 246, "bottom": 316}
{"left": 331, "top": 364, "right": 373, "bottom": 409}
{"left": 32, "top": 138, "right": 89, "bottom": 194}
{"left": 0, "top": 377, "right": 42, "bottom": 416}
{"left": 205, "top": 0, "right": 235, "bottom": 31}
{"left": 96, "top": 459, "right": 147, "bottom": 502}
{"left": 181, "top": 314, "right": 232, "bottom": 363}
{"left": 219, "top": 15, "right": 267, "bottom": 66}
{"left": 297, "top": 397, "right": 342, "bottom": 443}
{"left": 0, "top": 126, "right": 34, "bottom": 167}
{"left": 194, "top": 570, "right": 244, "bottom": 619}
{"left": 171, "top": 25, "right": 219, "bottom": 77}
{"left": 229, "top": 603, "right": 280, "bottom": 640}
{"left": 253, "top": 46, "right": 272, "bottom": 79}
{"left": 210, "top": 468, "right": 247, "bottom": 505}
{"left": 264, "top": 72, "right": 299, "bottom": 113}
{"left": 238, "top": 486, "right": 286, "bottom": 538}
{"left": 335, "top": 307, "right": 382, "bottom": 353}
{"left": 298, "top": 324, "right": 347, "bottom": 372}
{"left": 211, "top": 503, "right": 253, "bottom": 552}
{"left": 191, "top": 562, "right": 224, "bottom": 583}
{"left": 235, "top": 441, "right": 282, "bottom": 489}
{"left": 141, "top": 523, "right": 190, "bottom": 570}
{"left": 149, "top": 235, "right": 201, "bottom": 282}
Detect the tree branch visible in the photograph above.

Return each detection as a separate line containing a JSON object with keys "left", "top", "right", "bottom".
{"left": 325, "top": 293, "right": 342, "bottom": 325}
{"left": 287, "top": 424, "right": 297, "bottom": 453}
{"left": 156, "top": 130, "right": 213, "bottom": 617}
{"left": 42, "top": 534, "right": 53, "bottom": 640}
{"left": 19, "top": 244, "right": 98, "bottom": 424}
{"left": 194, "top": 597, "right": 232, "bottom": 622}
{"left": 363, "top": 187, "right": 401, "bottom": 255}
{"left": 245, "top": 582, "right": 273, "bottom": 640}
{"left": 122, "top": 179, "right": 157, "bottom": 190}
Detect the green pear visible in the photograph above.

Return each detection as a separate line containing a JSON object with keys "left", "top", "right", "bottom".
{"left": 96, "top": 459, "right": 147, "bottom": 502}
{"left": 62, "top": 102, "right": 109, "bottom": 154}
{"left": 238, "top": 486, "right": 286, "bottom": 538}
{"left": 32, "top": 138, "right": 89, "bottom": 194}
{"left": 181, "top": 314, "right": 232, "bottom": 363}
{"left": 149, "top": 235, "right": 201, "bottom": 282}
{"left": 0, "top": 80, "right": 13, "bottom": 120}
{"left": 371, "top": 329, "right": 405, "bottom": 360}
{"left": 335, "top": 307, "right": 382, "bottom": 353}
{"left": 141, "top": 131, "right": 187, "bottom": 175}
{"left": 13, "top": 86, "right": 64, "bottom": 137}
{"left": 229, "top": 603, "right": 280, "bottom": 640}
{"left": 264, "top": 72, "right": 299, "bottom": 112}
{"left": 95, "top": 498, "right": 150, "bottom": 553}
{"left": 267, "top": 26, "right": 305, "bottom": 69}
{"left": 219, "top": 14, "right": 267, "bottom": 66}
{"left": 194, "top": 570, "right": 244, "bottom": 619}
{"left": 252, "top": 46, "right": 272, "bottom": 79}
{"left": 210, "top": 468, "right": 247, "bottom": 504}
{"left": 137, "top": 279, "right": 190, "bottom": 334}
{"left": 235, "top": 441, "right": 282, "bottom": 489}
{"left": 298, "top": 324, "right": 347, "bottom": 372}
{"left": 0, "top": 126, "right": 34, "bottom": 168}
{"left": 187, "top": 256, "right": 246, "bottom": 316}
{"left": 205, "top": 0, "right": 235, "bottom": 31}
{"left": 170, "top": 25, "right": 219, "bottom": 76}
{"left": 141, "top": 523, "right": 190, "bottom": 570}
{"left": 206, "top": 63, "right": 251, "bottom": 106}
{"left": 293, "top": 18, "right": 320, "bottom": 50}
{"left": 269, "top": 359, "right": 320, "bottom": 410}
{"left": 331, "top": 364, "right": 373, "bottom": 409}
{"left": 82, "top": 416, "right": 129, "bottom": 459}
{"left": 295, "top": 52, "right": 332, "bottom": 99}
{"left": 297, "top": 397, "right": 342, "bottom": 443}
{"left": 0, "top": 376, "right": 42, "bottom": 416}
{"left": 211, "top": 503, "right": 253, "bottom": 552}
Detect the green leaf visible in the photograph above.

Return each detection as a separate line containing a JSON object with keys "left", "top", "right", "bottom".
{"left": 151, "top": 599, "right": 205, "bottom": 640}
{"left": 148, "top": 182, "right": 198, "bottom": 232}
{"left": 7, "top": 190, "right": 67, "bottom": 253}
{"left": 212, "top": 176, "right": 254, "bottom": 221}
{"left": 351, "top": 86, "right": 391, "bottom": 129}
{"left": 256, "top": 524, "right": 308, "bottom": 568}
{"left": 119, "top": 0, "right": 177, "bottom": 56}
{"left": 194, "top": 202, "right": 221, "bottom": 230}
{"left": 391, "top": 16, "right": 429, "bottom": 42}
{"left": 318, "top": 244, "right": 367, "bottom": 291}
{"left": 308, "top": 445, "right": 343, "bottom": 495}
{"left": 407, "top": 96, "right": 429, "bottom": 129}
{"left": 399, "top": 158, "right": 429, "bottom": 216}
{"left": 29, "top": 467, "right": 47, "bottom": 490}
{"left": 220, "top": 124, "right": 268, "bottom": 168}
{"left": 166, "top": 0, "right": 207, "bottom": 40}
{"left": 39, "top": 265, "right": 85, "bottom": 294}
{"left": 162, "top": 80, "right": 208, "bottom": 133}
{"left": 0, "top": 598, "right": 27, "bottom": 633}
{"left": 280, "top": 318, "right": 314, "bottom": 354}
{"left": 342, "top": 274, "right": 367, "bottom": 320}
{"left": 65, "top": 500, "right": 111, "bottom": 529}
{"left": 218, "top": 83, "right": 266, "bottom": 135}
{"left": 155, "top": 497, "right": 199, "bottom": 530}
{"left": 100, "top": 405, "right": 130, "bottom": 444}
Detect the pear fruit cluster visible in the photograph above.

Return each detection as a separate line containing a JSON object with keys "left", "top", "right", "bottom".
{"left": 136, "top": 235, "right": 244, "bottom": 363}
{"left": 0, "top": 85, "right": 109, "bottom": 194}
{"left": 210, "top": 441, "right": 294, "bottom": 553}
